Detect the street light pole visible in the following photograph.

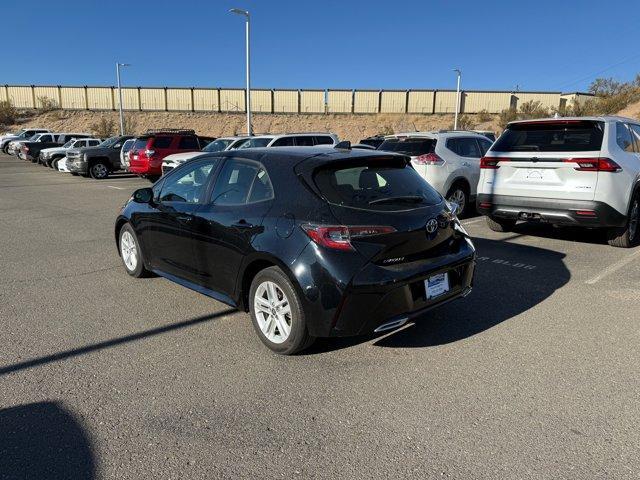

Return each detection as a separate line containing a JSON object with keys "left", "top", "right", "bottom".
{"left": 453, "top": 68, "right": 462, "bottom": 130}
{"left": 116, "top": 62, "right": 130, "bottom": 135}
{"left": 230, "top": 8, "right": 252, "bottom": 136}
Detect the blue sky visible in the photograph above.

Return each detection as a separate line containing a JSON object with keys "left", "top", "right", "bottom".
{"left": 5, "top": 0, "right": 640, "bottom": 92}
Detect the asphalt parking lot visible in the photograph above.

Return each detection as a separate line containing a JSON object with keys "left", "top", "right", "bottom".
{"left": 1, "top": 153, "right": 639, "bottom": 479}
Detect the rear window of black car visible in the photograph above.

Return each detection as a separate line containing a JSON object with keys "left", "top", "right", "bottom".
{"left": 378, "top": 138, "right": 436, "bottom": 156}
{"left": 492, "top": 121, "right": 604, "bottom": 152}
{"left": 314, "top": 158, "right": 442, "bottom": 211}
{"left": 133, "top": 138, "right": 150, "bottom": 150}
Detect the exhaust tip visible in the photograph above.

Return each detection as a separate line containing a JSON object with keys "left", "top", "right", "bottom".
{"left": 374, "top": 317, "right": 409, "bottom": 333}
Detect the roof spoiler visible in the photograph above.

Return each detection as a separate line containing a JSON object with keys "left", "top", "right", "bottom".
{"left": 334, "top": 141, "right": 351, "bottom": 150}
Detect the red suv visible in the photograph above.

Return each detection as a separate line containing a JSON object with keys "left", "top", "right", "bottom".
{"left": 128, "top": 129, "right": 210, "bottom": 179}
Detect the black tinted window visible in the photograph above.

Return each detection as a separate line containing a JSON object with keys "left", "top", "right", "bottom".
{"left": 211, "top": 159, "right": 270, "bottom": 205}
{"left": 248, "top": 168, "right": 275, "bottom": 203}
{"left": 378, "top": 138, "right": 436, "bottom": 156}
{"left": 152, "top": 136, "right": 173, "bottom": 149}
{"left": 447, "top": 137, "right": 482, "bottom": 157}
{"left": 294, "top": 136, "right": 314, "bottom": 146}
{"left": 477, "top": 138, "right": 493, "bottom": 155}
{"left": 238, "top": 137, "right": 272, "bottom": 149}
{"left": 492, "top": 121, "right": 604, "bottom": 152}
{"left": 272, "top": 137, "right": 295, "bottom": 147}
{"left": 314, "top": 158, "right": 442, "bottom": 211}
{"left": 617, "top": 123, "right": 635, "bottom": 152}
{"left": 178, "top": 136, "right": 199, "bottom": 150}
{"left": 203, "top": 139, "right": 231, "bottom": 152}
{"left": 160, "top": 160, "right": 218, "bottom": 203}
{"left": 314, "top": 136, "right": 334, "bottom": 145}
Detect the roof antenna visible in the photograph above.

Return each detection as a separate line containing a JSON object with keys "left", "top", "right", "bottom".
{"left": 334, "top": 141, "right": 351, "bottom": 150}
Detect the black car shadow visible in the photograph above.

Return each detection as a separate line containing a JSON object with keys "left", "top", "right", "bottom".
{"left": 0, "top": 402, "right": 96, "bottom": 479}
{"left": 306, "top": 236, "right": 570, "bottom": 353}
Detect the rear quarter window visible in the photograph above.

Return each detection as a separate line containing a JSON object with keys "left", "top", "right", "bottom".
{"left": 492, "top": 121, "right": 604, "bottom": 152}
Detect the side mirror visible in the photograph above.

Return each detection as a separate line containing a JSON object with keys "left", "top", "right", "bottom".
{"left": 132, "top": 188, "right": 153, "bottom": 204}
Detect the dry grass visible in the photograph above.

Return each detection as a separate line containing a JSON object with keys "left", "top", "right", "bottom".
{"left": 5, "top": 110, "right": 497, "bottom": 142}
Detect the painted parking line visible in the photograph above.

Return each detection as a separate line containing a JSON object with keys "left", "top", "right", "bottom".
{"left": 476, "top": 256, "right": 537, "bottom": 271}
{"left": 585, "top": 249, "right": 640, "bottom": 285}
{"left": 461, "top": 217, "right": 484, "bottom": 226}
{"left": 106, "top": 185, "right": 124, "bottom": 190}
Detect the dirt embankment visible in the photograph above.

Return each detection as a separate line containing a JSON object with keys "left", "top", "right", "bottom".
{"left": 6, "top": 110, "right": 498, "bottom": 142}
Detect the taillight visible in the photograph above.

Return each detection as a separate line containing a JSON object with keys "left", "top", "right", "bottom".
{"left": 301, "top": 225, "right": 396, "bottom": 251}
{"left": 22, "top": 146, "right": 28, "bottom": 152}
{"left": 480, "top": 157, "right": 507, "bottom": 169}
{"left": 414, "top": 152, "right": 444, "bottom": 165}
{"left": 564, "top": 157, "right": 621, "bottom": 172}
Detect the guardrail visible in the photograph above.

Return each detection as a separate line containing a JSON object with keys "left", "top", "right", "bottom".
{"left": 0, "top": 85, "right": 578, "bottom": 115}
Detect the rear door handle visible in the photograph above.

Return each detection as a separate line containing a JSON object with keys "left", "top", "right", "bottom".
{"left": 232, "top": 219, "right": 254, "bottom": 229}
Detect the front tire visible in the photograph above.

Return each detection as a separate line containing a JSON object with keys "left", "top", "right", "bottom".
{"left": 487, "top": 216, "right": 517, "bottom": 232}
{"left": 89, "top": 161, "right": 109, "bottom": 179}
{"left": 249, "top": 266, "right": 314, "bottom": 355}
{"left": 119, "top": 223, "right": 149, "bottom": 278}
{"left": 607, "top": 195, "right": 640, "bottom": 248}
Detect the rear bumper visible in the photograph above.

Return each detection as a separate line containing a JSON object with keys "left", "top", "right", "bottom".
{"left": 330, "top": 240, "right": 476, "bottom": 337}
{"left": 129, "top": 158, "right": 161, "bottom": 175}
{"left": 476, "top": 194, "right": 627, "bottom": 228}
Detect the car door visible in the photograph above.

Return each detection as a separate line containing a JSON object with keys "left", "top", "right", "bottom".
{"left": 190, "top": 157, "right": 275, "bottom": 298}
{"left": 143, "top": 158, "right": 221, "bottom": 283}
{"left": 447, "top": 137, "right": 482, "bottom": 196}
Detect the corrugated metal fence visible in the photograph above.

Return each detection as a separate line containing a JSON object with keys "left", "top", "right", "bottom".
{"left": 0, "top": 85, "right": 570, "bottom": 114}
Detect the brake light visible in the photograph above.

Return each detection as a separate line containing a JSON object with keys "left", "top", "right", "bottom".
{"left": 414, "top": 152, "right": 444, "bottom": 165}
{"left": 22, "top": 146, "right": 29, "bottom": 152}
{"left": 480, "top": 157, "right": 508, "bottom": 169}
{"left": 302, "top": 225, "right": 396, "bottom": 251}
{"left": 564, "top": 157, "right": 621, "bottom": 172}
{"left": 575, "top": 210, "right": 597, "bottom": 217}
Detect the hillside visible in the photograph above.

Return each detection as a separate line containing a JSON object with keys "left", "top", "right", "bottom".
{"left": 4, "top": 110, "right": 492, "bottom": 143}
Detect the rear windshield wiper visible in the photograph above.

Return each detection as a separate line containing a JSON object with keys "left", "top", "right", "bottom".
{"left": 368, "top": 195, "right": 424, "bottom": 205}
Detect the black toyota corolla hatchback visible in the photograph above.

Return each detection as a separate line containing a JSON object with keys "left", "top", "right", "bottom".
{"left": 115, "top": 146, "right": 476, "bottom": 354}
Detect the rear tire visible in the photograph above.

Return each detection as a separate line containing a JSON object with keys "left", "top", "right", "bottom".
{"left": 89, "top": 161, "right": 109, "bottom": 179}
{"left": 607, "top": 194, "right": 639, "bottom": 248}
{"left": 486, "top": 216, "right": 516, "bottom": 232}
{"left": 249, "top": 266, "right": 315, "bottom": 355}
{"left": 119, "top": 223, "right": 150, "bottom": 278}
{"left": 446, "top": 182, "right": 470, "bottom": 217}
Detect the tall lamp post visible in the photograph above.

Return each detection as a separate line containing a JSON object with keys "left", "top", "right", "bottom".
{"left": 229, "top": 8, "right": 252, "bottom": 136}
{"left": 116, "top": 62, "right": 131, "bottom": 135}
{"left": 453, "top": 68, "right": 462, "bottom": 130}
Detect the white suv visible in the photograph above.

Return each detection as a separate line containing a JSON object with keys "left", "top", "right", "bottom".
{"left": 379, "top": 131, "right": 493, "bottom": 215}
{"left": 477, "top": 116, "right": 640, "bottom": 248}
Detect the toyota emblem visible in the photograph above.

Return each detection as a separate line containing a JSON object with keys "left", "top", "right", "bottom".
{"left": 426, "top": 219, "right": 438, "bottom": 234}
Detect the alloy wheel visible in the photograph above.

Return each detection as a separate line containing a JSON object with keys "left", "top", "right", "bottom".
{"left": 448, "top": 189, "right": 466, "bottom": 215}
{"left": 92, "top": 163, "right": 108, "bottom": 179}
{"left": 254, "top": 281, "right": 292, "bottom": 344}
{"left": 120, "top": 231, "right": 138, "bottom": 272}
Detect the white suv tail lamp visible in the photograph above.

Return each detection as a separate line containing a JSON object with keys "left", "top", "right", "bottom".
{"left": 414, "top": 153, "right": 444, "bottom": 165}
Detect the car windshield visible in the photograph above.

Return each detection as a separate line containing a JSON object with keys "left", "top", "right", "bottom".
{"left": 62, "top": 140, "right": 75, "bottom": 148}
{"left": 237, "top": 137, "right": 273, "bottom": 149}
{"left": 99, "top": 137, "right": 119, "bottom": 148}
{"left": 203, "top": 139, "right": 234, "bottom": 152}
{"left": 29, "top": 134, "right": 43, "bottom": 141}
{"left": 492, "top": 121, "right": 605, "bottom": 152}
{"left": 378, "top": 138, "right": 436, "bottom": 156}
{"left": 314, "top": 157, "right": 442, "bottom": 211}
